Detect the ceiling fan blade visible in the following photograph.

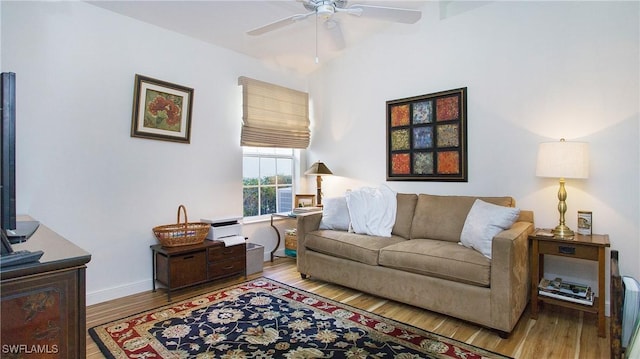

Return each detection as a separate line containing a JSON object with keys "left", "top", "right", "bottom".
{"left": 325, "top": 20, "right": 346, "bottom": 50}
{"left": 247, "top": 11, "right": 314, "bottom": 36}
{"left": 342, "top": 4, "right": 422, "bottom": 24}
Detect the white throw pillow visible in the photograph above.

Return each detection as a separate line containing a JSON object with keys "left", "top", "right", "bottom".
{"left": 345, "top": 185, "right": 397, "bottom": 237}
{"left": 319, "top": 196, "right": 351, "bottom": 231}
{"left": 460, "top": 199, "right": 520, "bottom": 259}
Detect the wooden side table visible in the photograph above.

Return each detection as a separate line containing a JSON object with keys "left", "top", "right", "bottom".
{"left": 529, "top": 230, "right": 610, "bottom": 337}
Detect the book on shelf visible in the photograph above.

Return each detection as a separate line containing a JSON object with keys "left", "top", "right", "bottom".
{"left": 538, "top": 277, "right": 594, "bottom": 305}
{"left": 538, "top": 288, "right": 594, "bottom": 306}
{"left": 538, "top": 277, "right": 591, "bottom": 298}
{"left": 534, "top": 228, "right": 555, "bottom": 237}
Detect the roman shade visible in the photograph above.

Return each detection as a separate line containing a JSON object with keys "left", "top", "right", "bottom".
{"left": 238, "top": 76, "right": 310, "bottom": 149}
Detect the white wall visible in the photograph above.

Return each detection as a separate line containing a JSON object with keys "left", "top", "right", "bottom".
{"left": 308, "top": 1, "right": 639, "bottom": 305}
{"left": 1, "top": 1, "right": 306, "bottom": 304}
{"left": 2, "top": 1, "right": 638, "bottom": 310}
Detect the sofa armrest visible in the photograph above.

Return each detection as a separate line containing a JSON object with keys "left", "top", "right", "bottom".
{"left": 489, "top": 212, "right": 534, "bottom": 332}
{"left": 296, "top": 212, "right": 323, "bottom": 275}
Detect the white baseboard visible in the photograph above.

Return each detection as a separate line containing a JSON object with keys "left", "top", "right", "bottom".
{"left": 86, "top": 279, "right": 152, "bottom": 306}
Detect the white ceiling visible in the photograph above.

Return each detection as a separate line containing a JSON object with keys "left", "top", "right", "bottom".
{"left": 87, "top": 1, "right": 430, "bottom": 74}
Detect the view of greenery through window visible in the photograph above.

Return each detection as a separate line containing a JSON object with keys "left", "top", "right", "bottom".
{"left": 242, "top": 147, "right": 294, "bottom": 217}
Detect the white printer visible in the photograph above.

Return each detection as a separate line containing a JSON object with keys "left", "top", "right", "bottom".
{"left": 201, "top": 217, "right": 245, "bottom": 246}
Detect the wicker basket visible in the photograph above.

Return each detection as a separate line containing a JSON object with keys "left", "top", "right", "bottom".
{"left": 153, "top": 205, "right": 209, "bottom": 247}
{"left": 284, "top": 229, "right": 297, "bottom": 257}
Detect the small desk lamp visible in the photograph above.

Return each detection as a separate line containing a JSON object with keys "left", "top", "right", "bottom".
{"left": 536, "top": 138, "right": 589, "bottom": 238}
{"left": 304, "top": 161, "right": 333, "bottom": 206}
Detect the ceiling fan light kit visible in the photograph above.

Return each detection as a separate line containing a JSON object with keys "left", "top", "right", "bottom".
{"left": 247, "top": 1, "right": 422, "bottom": 54}
{"left": 316, "top": 4, "right": 335, "bottom": 20}
{"left": 304, "top": 0, "right": 347, "bottom": 13}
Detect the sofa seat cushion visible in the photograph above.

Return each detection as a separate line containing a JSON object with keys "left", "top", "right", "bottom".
{"left": 378, "top": 239, "right": 491, "bottom": 287}
{"left": 305, "top": 230, "right": 406, "bottom": 266}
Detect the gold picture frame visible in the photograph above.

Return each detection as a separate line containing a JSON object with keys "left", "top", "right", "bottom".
{"left": 131, "top": 74, "right": 194, "bottom": 143}
{"left": 295, "top": 194, "right": 316, "bottom": 208}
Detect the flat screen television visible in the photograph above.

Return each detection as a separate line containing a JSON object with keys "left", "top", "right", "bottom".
{"left": 1, "top": 72, "right": 38, "bottom": 243}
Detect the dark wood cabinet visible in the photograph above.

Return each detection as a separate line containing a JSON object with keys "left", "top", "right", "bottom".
{"left": 208, "top": 244, "right": 246, "bottom": 279}
{"left": 156, "top": 250, "right": 207, "bottom": 288}
{"left": 151, "top": 240, "right": 246, "bottom": 301}
{"left": 1, "top": 220, "right": 91, "bottom": 359}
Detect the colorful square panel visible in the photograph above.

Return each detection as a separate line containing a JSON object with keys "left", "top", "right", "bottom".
{"left": 437, "top": 151, "right": 460, "bottom": 174}
{"left": 391, "top": 104, "right": 410, "bottom": 127}
{"left": 412, "top": 101, "right": 433, "bottom": 124}
{"left": 391, "top": 153, "right": 411, "bottom": 175}
{"left": 413, "top": 152, "right": 434, "bottom": 175}
{"left": 436, "top": 124, "right": 459, "bottom": 148}
{"left": 436, "top": 96, "right": 459, "bottom": 122}
{"left": 413, "top": 127, "right": 433, "bottom": 149}
{"left": 391, "top": 129, "right": 410, "bottom": 151}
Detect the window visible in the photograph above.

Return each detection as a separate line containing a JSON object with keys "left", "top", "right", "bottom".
{"left": 243, "top": 147, "right": 295, "bottom": 218}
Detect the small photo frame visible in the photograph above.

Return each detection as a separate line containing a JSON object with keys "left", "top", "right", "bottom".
{"left": 131, "top": 74, "right": 194, "bottom": 143}
{"left": 577, "top": 211, "right": 592, "bottom": 235}
{"left": 295, "top": 194, "right": 316, "bottom": 208}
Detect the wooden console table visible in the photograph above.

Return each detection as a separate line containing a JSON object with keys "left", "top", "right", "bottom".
{"left": 151, "top": 240, "right": 246, "bottom": 301}
{"left": 529, "top": 231, "right": 610, "bottom": 337}
{"left": 1, "top": 220, "right": 91, "bottom": 358}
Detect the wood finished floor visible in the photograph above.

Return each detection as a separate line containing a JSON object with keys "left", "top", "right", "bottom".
{"left": 86, "top": 258, "right": 611, "bottom": 358}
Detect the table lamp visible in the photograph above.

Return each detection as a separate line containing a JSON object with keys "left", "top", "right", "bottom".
{"left": 304, "top": 161, "right": 333, "bottom": 206}
{"left": 536, "top": 138, "right": 589, "bottom": 238}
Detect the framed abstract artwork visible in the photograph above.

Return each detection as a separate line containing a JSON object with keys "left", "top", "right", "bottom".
{"left": 386, "top": 87, "right": 468, "bottom": 181}
{"left": 131, "top": 74, "right": 194, "bottom": 143}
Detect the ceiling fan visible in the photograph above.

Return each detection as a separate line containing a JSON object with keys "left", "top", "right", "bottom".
{"left": 247, "top": 1, "right": 422, "bottom": 51}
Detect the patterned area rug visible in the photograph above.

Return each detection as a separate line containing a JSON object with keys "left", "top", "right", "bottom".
{"left": 89, "top": 278, "right": 511, "bottom": 359}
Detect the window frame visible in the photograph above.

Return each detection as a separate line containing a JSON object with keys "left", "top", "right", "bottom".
{"left": 242, "top": 147, "right": 298, "bottom": 220}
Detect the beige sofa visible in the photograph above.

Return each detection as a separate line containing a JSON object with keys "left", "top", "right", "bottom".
{"left": 296, "top": 193, "right": 534, "bottom": 337}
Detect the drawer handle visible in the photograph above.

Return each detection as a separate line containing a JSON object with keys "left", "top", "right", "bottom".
{"left": 223, "top": 265, "right": 234, "bottom": 270}
{"left": 183, "top": 255, "right": 194, "bottom": 260}
{"left": 558, "top": 246, "right": 576, "bottom": 255}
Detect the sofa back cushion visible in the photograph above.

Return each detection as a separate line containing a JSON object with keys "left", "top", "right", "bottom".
{"left": 410, "top": 194, "right": 515, "bottom": 242}
{"left": 391, "top": 193, "right": 418, "bottom": 239}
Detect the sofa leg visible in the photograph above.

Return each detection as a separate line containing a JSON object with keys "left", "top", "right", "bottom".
{"left": 497, "top": 330, "right": 510, "bottom": 339}
{"left": 300, "top": 273, "right": 307, "bottom": 279}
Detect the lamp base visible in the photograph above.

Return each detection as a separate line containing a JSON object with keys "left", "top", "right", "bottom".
{"left": 316, "top": 175, "right": 322, "bottom": 206}
{"left": 552, "top": 224, "right": 575, "bottom": 238}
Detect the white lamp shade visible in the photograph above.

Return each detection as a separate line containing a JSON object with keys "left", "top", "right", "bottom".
{"left": 536, "top": 140, "right": 589, "bottom": 179}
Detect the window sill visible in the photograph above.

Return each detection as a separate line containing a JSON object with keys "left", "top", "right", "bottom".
{"left": 242, "top": 216, "right": 272, "bottom": 225}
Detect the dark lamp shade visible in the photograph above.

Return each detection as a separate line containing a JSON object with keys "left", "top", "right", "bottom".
{"left": 304, "top": 161, "right": 333, "bottom": 176}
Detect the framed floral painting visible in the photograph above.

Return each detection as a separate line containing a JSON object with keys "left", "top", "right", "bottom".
{"left": 131, "top": 74, "right": 194, "bottom": 143}
{"left": 386, "top": 87, "right": 467, "bottom": 181}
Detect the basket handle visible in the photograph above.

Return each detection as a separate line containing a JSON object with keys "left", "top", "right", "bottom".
{"left": 177, "top": 205, "right": 188, "bottom": 229}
